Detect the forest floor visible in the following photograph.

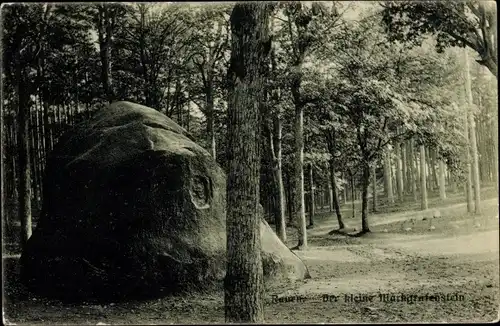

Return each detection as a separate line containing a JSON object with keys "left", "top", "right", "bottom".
{"left": 3, "top": 188, "right": 499, "bottom": 324}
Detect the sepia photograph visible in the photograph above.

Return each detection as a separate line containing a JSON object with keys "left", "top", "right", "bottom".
{"left": 1, "top": 1, "right": 498, "bottom": 324}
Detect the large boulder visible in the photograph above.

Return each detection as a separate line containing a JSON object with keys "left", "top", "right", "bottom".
{"left": 20, "top": 101, "right": 309, "bottom": 301}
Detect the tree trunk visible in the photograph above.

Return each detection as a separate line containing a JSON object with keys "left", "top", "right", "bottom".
{"left": 98, "top": 6, "right": 114, "bottom": 103}
{"left": 327, "top": 175, "right": 334, "bottom": 212}
{"left": 308, "top": 164, "right": 315, "bottom": 227}
{"left": 420, "top": 145, "right": 428, "bottom": 210}
{"left": 361, "top": 162, "right": 370, "bottom": 233}
{"left": 384, "top": 150, "right": 394, "bottom": 204}
{"left": 350, "top": 172, "right": 355, "bottom": 219}
{"left": 330, "top": 161, "right": 345, "bottom": 229}
{"left": 464, "top": 50, "right": 481, "bottom": 214}
{"left": 464, "top": 107, "right": 474, "bottom": 213}
{"left": 15, "top": 56, "right": 32, "bottom": 247}
{"left": 395, "top": 141, "right": 404, "bottom": 202}
{"left": 270, "top": 118, "right": 286, "bottom": 242}
{"left": 408, "top": 140, "right": 417, "bottom": 201}
{"left": 206, "top": 86, "right": 217, "bottom": 160}
{"left": 286, "top": 171, "right": 293, "bottom": 224}
{"left": 415, "top": 144, "right": 421, "bottom": 192}
{"left": 401, "top": 142, "right": 407, "bottom": 194}
{"left": 224, "top": 3, "right": 270, "bottom": 322}
{"left": 371, "top": 163, "right": 377, "bottom": 212}
{"left": 293, "top": 104, "right": 306, "bottom": 248}
{"left": 438, "top": 159, "right": 447, "bottom": 200}
{"left": 430, "top": 148, "right": 438, "bottom": 190}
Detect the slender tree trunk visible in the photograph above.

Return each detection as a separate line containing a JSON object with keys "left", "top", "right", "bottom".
{"left": 401, "top": 142, "right": 407, "bottom": 194}
{"left": 384, "top": 150, "right": 394, "bottom": 204}
{"left": 98, "top": 6, "right": 114, "bottom": 103}
{"left": 395, "top": 141, "right": 404, "bottom": 202}
{"left": 438, "top": 159, "right": 447, "bottom": 200}
{"left": 308, "top": 164, "right": 315, "bottom": 227}
{"left": 270, "top": 118, "right": 286, "bottom": 242}
{"left": 464, "top": 108, "right": 474, "bottom": 213}
{"left": 224, "top": 3, "right": 270, "bottom": 322}
{"left": 361, "top": 162, "right": 370, "bottom": 233}
{"left": 327, "top": 174, "right": 334, "bottom": 212}
{"left": 420, "top": 145, "right": 428, "bottom": 210}
{"left": 286, "top": 171, "right": 293, "bottom": 224}
{"left": 15, "top": 56, "right": 32, "bottom": 247}
{"left": 430, "top": 148, "right": 438, "bottom": 190}
{"left": 294, "top": 104, "right": 306, "bottom": 248}
{"left": 464, "top": 50, "right": 481, "bottom": 214}
{"left": 330, "top": 161, "right": 345, "bottom": 229}
{"left": 371, "top": 163, "right": 377, "bottom": 212}
{"left": 492, "top": 107, "right": 499, "bottom": 200}
{"left": 415, "top": 144, "right": 421, "bottom": 192}
{"left": 350, "top": 172, "right": 355, "bottom": 219}
{"left": 206, "top": 87, "right": 217, "bottom": 160}
{"left": 408, "top": 140, "right": 417, "bottom": 201}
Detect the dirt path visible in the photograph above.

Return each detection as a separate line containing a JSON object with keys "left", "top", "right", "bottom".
{"left": 3, "top": 201, "right": 499, "bottom": 324}
{"left": 308, "top": 198, "right": 498, "bottom": 237}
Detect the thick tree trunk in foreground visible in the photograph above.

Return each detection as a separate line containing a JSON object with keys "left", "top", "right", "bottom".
{"left": 419, "top": 145, "right": 428, "bottom": 210}
{"left": 224, "top": 3, "right": 270, "bottom": 322}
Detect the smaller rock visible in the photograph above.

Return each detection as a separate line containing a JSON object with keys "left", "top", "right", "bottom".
{"left": 433, "top": 210, "right": 441, "bottom": 218}
{"left": 404, "top": 227, "right": 412, "bottom": 232}
{"left": 422, "top": 217, "right": 427, "bottom": 221}
{"left": 383, "top": 229, "right": 388, "bottom": 233}
{"left": 429, "top": 225, "right": 436, "bottom": 230}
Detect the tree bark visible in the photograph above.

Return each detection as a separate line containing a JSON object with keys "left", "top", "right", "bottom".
{"left": 224, "top": 3, "right": 270, "bottom": 322}
{"left": 420, "top": 145, "right": 428, "bottom": 210}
